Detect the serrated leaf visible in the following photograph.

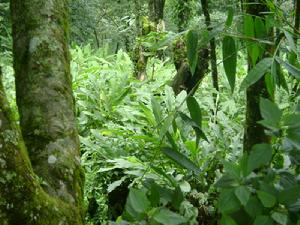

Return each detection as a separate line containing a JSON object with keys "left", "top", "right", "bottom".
{"left": 161, "top": 147, "right": 201, "bottom": 174}
{"left": 247, "top": 144, "right": 272, "bottom": 172}
{"left": 240, "top": 57, "right": 273, "bottom": 90}
{"left": 257, "top": 191, "right": 276, "bottom": 208}
{"left": 223, "top": 36, "right": 237, "bottom": 92}
{"left": 153, "top": 208, "right": 187, "bottom": 225}
{"left": 234, "top": 186, "right": 251, "bottom": 206}
{"left": 186, "top": 30, "right": 199, "bottom": 75}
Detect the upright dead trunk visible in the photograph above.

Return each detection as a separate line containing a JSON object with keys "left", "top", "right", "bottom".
{"left": 243, "top": 0, "right": 273, "bottom": 151}
{"left": 148, "top": 0, "right": 165, "bottom": 26}
{"left": 0, "top": 0, "right": 85, "bottom": 223}
{"left": 200, "top": 0, "right": 219, "bottom": 92}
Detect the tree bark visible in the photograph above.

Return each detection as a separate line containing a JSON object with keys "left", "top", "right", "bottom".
{"left": 243, "top": 0, "right": 273, "bottom": 151}
{"left": 148, "top": 0, "right": 165, "bottom": 25}
{"left": 1, "top": 0, "right": 85, "bottom": 223}
{"left": 200, "top": 0, "right": 219, "bottom": 92}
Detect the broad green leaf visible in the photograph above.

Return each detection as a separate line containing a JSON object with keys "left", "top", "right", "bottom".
{"left": 225, "top": 7, "right": 234, "bottom": 27}
{"left": 244, "top": 15, "right": 254, "bottom": 37}
{"left": 247, "top": 144, "right": 272, "bottom": 173}
{"left": 245, "top": 196, "right": 263, "bottom": 218}
{"left": 240, "top": 57, "right": 273, "bottom": 90}
{"left": 153, "top": 208, "right": 187, "bottom": 225}
{"left": 107, "top": 176, "right": 127, "bottom": 193}
{"left": 259, "top": 97, "right": 282, "bottom": 127}
{"left": 278, "top": 184, "right": 300, "bottom": 206}
{"left": 234, "top": 186, "right": 251, "bottom": 206}
{"left": 161, "top": 147, "right": 201, "bottom": 174}
{"left": 255, "top": 17, "right": 267, "bottom": 39}
{"left": 271, "top": 212, "right": 288, "bottom": 225}
{"left": 125, "top": 188, "right": 150, "bottom": 219}
{"left": 254, "top": 215, "right": 274, "bottom": 225}
{"left": 215, "top": 174, "right": 239, "bottom": 188}
{"left": 222, "top": 36, "right": 237, "bottom": 92}
{"left": 276, "top": 57, "right": 300, "bottom": 79}
{"left": 187, "top": 96, "right": 202, "bottom": 128}
{"left": 186, "top": 30, "right": 199, "bottom": 75}
{"left": 218, "top": 189, "right": 241, "bottom": 214}
{"left": 220, "top": 214, "right": 237, "bottom": 225}
{"left": 257, "top": 191, "right": 276, "bottom": 208}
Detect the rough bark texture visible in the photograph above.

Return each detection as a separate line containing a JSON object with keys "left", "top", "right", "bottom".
{"left": 7, "top": 0, "right": 84, "bottom": 222}
{"left": 200, "top": 0, "right": 219, "bottom": 92}
{"left": 148, "top": 0, "right": 165, "bottom": 25}
{"left": 0, "top": 71, "right": 83, "bottom": 224}
{"left": 243, "top": 0, "right": 272, "bottom": 151}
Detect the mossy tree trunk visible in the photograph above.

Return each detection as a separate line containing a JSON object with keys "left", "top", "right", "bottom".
{"left": 0, "top": 0, "right": 84, "bottom": 223}
{"left": 243, "top": 0, "right": 273, "bottom": 151}
{"left": 171, "top": 39, "right": 209, "bottom": 95}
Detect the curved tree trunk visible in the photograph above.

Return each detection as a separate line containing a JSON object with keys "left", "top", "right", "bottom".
{"left": 0, "top": 0, "right": 85, "bottom": 223}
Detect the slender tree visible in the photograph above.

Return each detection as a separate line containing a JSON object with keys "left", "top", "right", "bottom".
{"left": 0, "top": 0, "right": 84, "bottom": 223}
{"left": 243, "top": 0, "right": 273, "bottom": 151}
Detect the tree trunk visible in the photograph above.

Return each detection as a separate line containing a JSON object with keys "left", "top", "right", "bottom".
{"left": 200, "top": 0, "right": 219, "bottom": 92}
{"left": 243, "top": 0, "right": 273, "bottom": 151}
{"left": 171, "top": 39, "right": 209, "bottom": 95}
{"left": 148, "top": 0, "right": 165, "bottom": 25}
{"left": 0, "top": 0, "right": 85, "bottom": 223}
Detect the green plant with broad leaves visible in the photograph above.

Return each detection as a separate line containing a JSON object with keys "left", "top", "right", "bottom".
{"left": 216, "top": 98, "right": 300, "bottom": 225}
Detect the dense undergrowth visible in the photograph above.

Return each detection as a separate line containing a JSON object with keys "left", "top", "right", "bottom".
{"left": 2, "top": 42, "right": 300, "bottom": 225}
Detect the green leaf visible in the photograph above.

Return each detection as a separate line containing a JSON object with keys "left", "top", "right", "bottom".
{"left": 215, "top": 174, "right": 239, "bottom": 188}
{"left": 151, "top": 97, "right": 162, "bottom": 124}
{"left": 220, "top": 214, "right": 237, "bottom": 225}
{"left": 245, "top": 196, "right": 263, "bottom": 218}
{"left": 254, "top": 215, "right": 274, "bottom": 225}
{"left": 247, "top": 144, "right": 272, "bottom": 172}
{"left": 278, "top": 184, "right": 300, "bottom": 206}
{"left": 153, "top": 208, "right": 187, "bottom": 225}
{"left": 257, "top": 191, "right": 276, "bottom": 208}
{"left": 161, "top": 147, "right": 201, "bottom": 174}
{"left": 125, "top": 188, "right": 150, "bottom": 219}
{"left": 240, "top": 58, "right": 273, "bottom": 90}
{"left": 255, "top": 17, "right": 267, "bottom": 39}
{"left": 259, "top": 97, "right": 282, "bottom": 127}
{"left": 225, "top": 7, "right": 234, "bottom": 27}
{"left": 271, "top": 212, "right": 288, "bottom": 225}
{"left": 218, "top": 189, "right": 241, "bottom": 214}
{"left": 222, "top": 36, "right": 237, "bottom": 92}
{"left": 186, "top": 30, "right": 199, "bottom": 75}
{"left": 179, "top": 112, "right": 208, "bottom": 142}
{"left": 276, "top": 57, "right": 300, "bottom": 79}
{"left": 244, "top": 15, "right": 254, "bottom": 37}
{"left": 187, "top": 96, "right": 202, "bottom": 128}
{"left": 234, "top": 186, "right": 251, "bottom": 206}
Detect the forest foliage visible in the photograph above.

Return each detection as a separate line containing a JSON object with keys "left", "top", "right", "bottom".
{"left": 1, "top": 0, "right": 300, "bottom": 224}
